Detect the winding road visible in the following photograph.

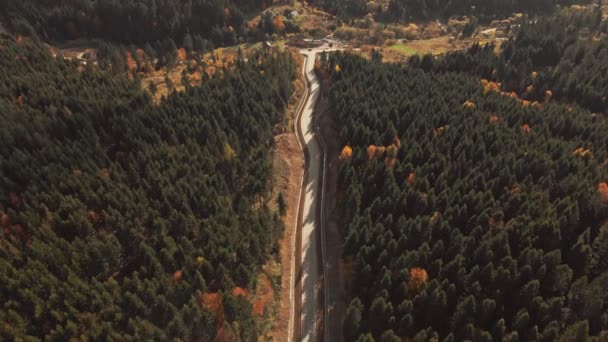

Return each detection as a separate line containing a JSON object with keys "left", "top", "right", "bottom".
{"left": 291, "top": 46, "right": 338, "bottom": 342}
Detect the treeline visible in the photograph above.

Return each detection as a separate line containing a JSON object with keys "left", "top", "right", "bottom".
{"left": 0, "top": 37, "right": 295, "bottom": 340}
{"left": 315, "top": 0, "right": 592, "bottom": 21}
{"left": 319, "top": 41, "right": 608, "bottom": 342}
{"left": 0, "top": 0, "right": 290, "bottom": 46}
{"left": 427, "top": 6, "right": 608, "bottom": 113}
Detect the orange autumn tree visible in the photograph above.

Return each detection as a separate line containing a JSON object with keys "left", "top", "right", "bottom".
{"left": 273, "top": 15, "right": 285, "bottom": 32}
{"left": 172, "top": 270, "right": 184, "bottom": 283}
{"left": 367, "top": 145, "right": 378, "bottom": 160}
{"left": 408, "top": 267, "right": 428, "bottom": 293}
{"left": 407, "top": 172, "right": 416, "bottom": 186}
{"left": 598, "top": 182, "right": 608, "bottom": 206}
{"left": 521, "top": 124, "right": 531, "bottom": 134}
{"left": 340, "top": 145, "right": 353, "bottom": 161}
{"left": 126, "top": 52, "right": 137, "bottom": 72}
{"left": 177, "top": 48, "right": 187, "bottom": 62}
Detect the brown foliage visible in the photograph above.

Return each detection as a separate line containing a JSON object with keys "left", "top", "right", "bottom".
{"left": 408, "top": 267, "right": 428, "bottom": 293}
{"left": 273, "top": 15, "right": 285, "bottom": 32}
{"left": 202, "top": 292, "right": 225, "bottom": 327}
{"left": 598, "top": 182, "right": 608, "bottom": 205}
{"left": 393, "top": 137, "right": 401, "bottom": 148}
{"left": 385, "top": 157, "right": 397, "bottom": 169}
{"left": 0, "top": 212, "right": 9, "bottom": 228}
{"left": 253, "top": 300, "right": 264, "bottom": 316}
{"left": 9, "top": 192, "right": 20, "bottom": 209}
{"left": 367, "top": 145, "right": 377, "bottom": 160}
{"left": 224, "top": 8, "right": 232, "bottom": 25}
{"left": 232, "top": 287, "right": 249, "bottom": 297}
{"left": 407, "top": 172, "right": 416, "bottom": 186}
{"left": 545, "top": 90, "right": 553, "bottom": 102}
{"left": 16, "top": 95, "right": 23, "bottom": 106}
{"left": 172, "top": 270, "right": 183, "bottom": 283}
{"left": 115, "top": 151, "right": 127, "bottom": 163}
{"left": 434, "top": 126, "right": 448, "bottom": 136}
{"left": 88, "top": 210, "right": 102, "bottom": 225}
{"left": 521, "top": 124, "right": 531, "bottom": 134}
{"left": 100, "top": 168, "right": 111, "bottom": 178}
{"left": 489, "top": 115, "right": 499, "bottom": 123}
{"left": 126, "top": 52, "right": 137, "bottom": 72}
{"left": 177, "top": 48, "right": 187, "bottom": 62}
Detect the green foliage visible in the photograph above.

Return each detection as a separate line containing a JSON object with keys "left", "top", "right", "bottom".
{"left": 319, "top": 0, "right": 590, "bottom": 20}
{"left": 277, "top": 192, "right": 287, "bottom": 217}
{"left": 0, "top": 0, "right": 252, "bottom": 45}
{"left": 324, "top": 26, "right": 608, "bottom": 339}
{"left": 0, "top": 38, "right": 295, "bottom": 339}
{"left": 431, "top": 8, "right": 608, "bottom": 113}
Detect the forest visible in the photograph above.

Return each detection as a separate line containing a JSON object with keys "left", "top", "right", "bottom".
{"left": 0, "top": 0, "right": 273, "bottom": 46}
{"left": 426, "top": 6, "right": 608, "bottom": 114}
{"left": 315, "top": 0, "right": 594, "bottom": 21}
{"left": 0, "top": 36, "right": 295, "bottom": 340}
{"left": 319, "top": 7, "right": 608, "bottom": 341}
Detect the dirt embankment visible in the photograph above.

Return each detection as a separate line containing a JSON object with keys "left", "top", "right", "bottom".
{"left": 265, "top": 50, "right": 305, "bottom": 341}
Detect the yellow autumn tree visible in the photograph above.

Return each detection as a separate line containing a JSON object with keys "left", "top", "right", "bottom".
{"left": 224, "top": 143, "right": 237, "bottom": 161}
{"left": 335, "top": 64, "right": 341, "bottom": 73}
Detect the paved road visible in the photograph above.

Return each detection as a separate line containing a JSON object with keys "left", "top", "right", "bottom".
{"left": 299, "top": 48, "right": 323, "bottom": 342}
{"left": 297, "top": 46, "right": 340, "bottom": 342}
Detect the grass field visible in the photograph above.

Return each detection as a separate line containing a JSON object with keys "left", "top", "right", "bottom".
{"left": 388, "top": 43, "right": 419, "bottom": 56}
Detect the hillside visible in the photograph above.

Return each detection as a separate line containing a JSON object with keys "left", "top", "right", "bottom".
{"left": 318, "top": 6, "right": 608, "bottom": 341}
{"left": 0, "top": 37, "right": 295, "bottom": 340}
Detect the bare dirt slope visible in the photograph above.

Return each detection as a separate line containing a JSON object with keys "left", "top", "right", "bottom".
{"left": 269, "top": 132, "right": 304, "bottom": 341}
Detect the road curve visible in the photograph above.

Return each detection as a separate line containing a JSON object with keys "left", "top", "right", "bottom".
{"left": 298, "top": 48, "right": 325, "bottom": 342}
{"left": 291, "top": 46, "right": 339, "bottom": 342}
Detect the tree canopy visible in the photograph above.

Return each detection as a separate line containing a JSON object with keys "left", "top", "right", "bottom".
{"left": 0, "top": 37, "right": 295, "bottom": 340}
{"left": 320, "top": 9, "right": 608, "bottom": 340}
